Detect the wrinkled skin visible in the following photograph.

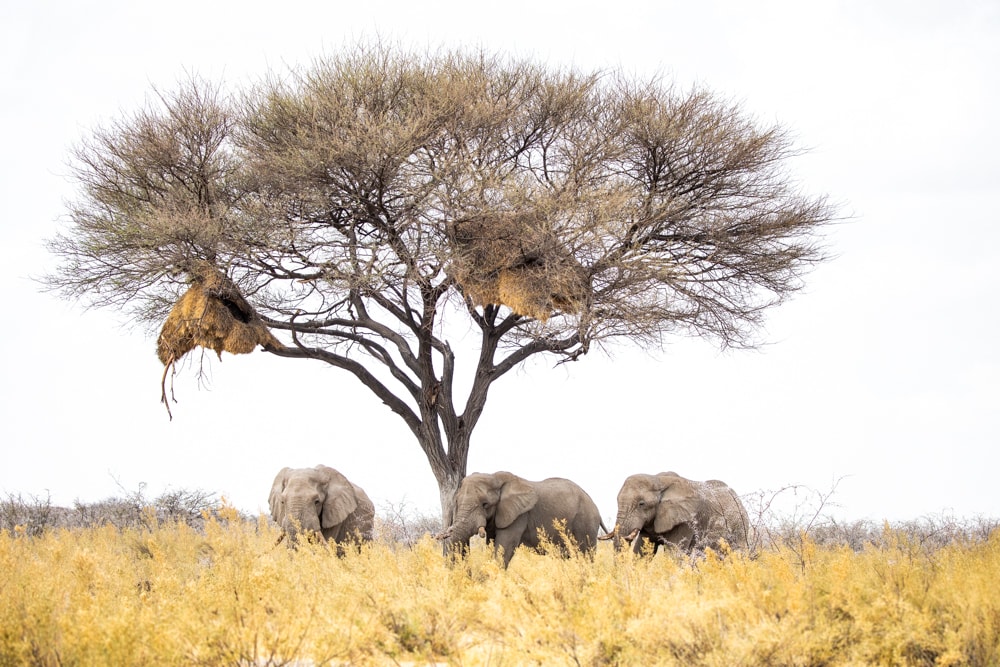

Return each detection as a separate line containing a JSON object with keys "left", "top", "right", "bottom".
{"left": 437, "top": 471, "right": 606, "bottom": 568}
{"left": 269, "top": 465, "right": 374, "bottom": 548}
{"left": 608, "top": 472, "right": 749, "bottom": 556}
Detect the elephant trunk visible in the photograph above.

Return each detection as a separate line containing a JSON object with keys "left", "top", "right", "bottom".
{"left": 436, "top": 508, "right": 486, "bottom": 547}
{"left": 282, "top": 502, "right": 321, "bottom": 540}
{"left": 612, "top": 513, "right": 642, "bottom": 551}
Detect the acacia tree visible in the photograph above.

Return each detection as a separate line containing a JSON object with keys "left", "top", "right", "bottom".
{"left": 46, "top": 46, "right": 835, "bottom": 521}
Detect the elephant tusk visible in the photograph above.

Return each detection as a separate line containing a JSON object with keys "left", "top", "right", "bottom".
{"left": 597, "top": 524, "right": 620, "bottom": 541}
{"left": 477, "top": 526, "right": 487, "bottom": 539}
{"left": 623, "top": 528, "right": 640, "bottom": 542}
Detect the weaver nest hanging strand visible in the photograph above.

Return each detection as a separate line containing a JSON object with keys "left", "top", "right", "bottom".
{"left": 156, "top": 260, "right": 279, "bottom": 417}
{"left": 447, "top": 212, "right": 590, "bottom": 321}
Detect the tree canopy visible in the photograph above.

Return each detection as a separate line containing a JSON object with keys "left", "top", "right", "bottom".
{"left": 46, "top": 45, "right": 835, "bottom": 519}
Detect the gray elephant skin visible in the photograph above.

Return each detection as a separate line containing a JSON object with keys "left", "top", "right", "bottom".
{"left": 606, "top": 472, "right": 749, "bottom": 555}
{"left": 436, "top": 471, "right": 606, "bottom": 567}
{"left": 269, "top": 465, "right": 375, "bottom": 546}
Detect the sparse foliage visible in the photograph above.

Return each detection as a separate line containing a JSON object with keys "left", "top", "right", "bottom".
{"left": 375, "top": 500, "right": 442, "bottom": 547}
{"left": 0, "top": 492, "right": 70, "bottom": 537}
{"left": 45, "top": 43, "right": 836, "bottom": 520}
{"left": 742, "top": 478, "right": 847, "bottom": 560}
{"left": 741, "top": 480, "right": 1000, "bottom": 570}
{"left": 0, "top": 485, "right": 234, "bottom": 533}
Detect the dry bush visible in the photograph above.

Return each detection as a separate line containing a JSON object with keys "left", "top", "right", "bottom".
{"left": 374, "top": 500, "right": 442, "bottom": 548}
{"left": 0, "top": 493, "right": 74, "bottom": 536}
{"left": 4, "top": 485, "right": 998, "bottom": 664}
{"left": 1, "top": 485, "right": 237, "bottom": 534}
{"left": 741, "top": 480, "right": 1000, "bottom": 592}
{"left": 3, "top": 516, "right": 999, "bottom": 665}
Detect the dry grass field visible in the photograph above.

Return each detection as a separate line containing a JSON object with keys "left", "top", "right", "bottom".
{"left": 1, "top": 495, "right": 999, "bottom": 666}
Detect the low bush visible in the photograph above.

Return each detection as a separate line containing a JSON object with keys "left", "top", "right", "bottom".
{"left": 1, "top": 489, "right": 998, "bottom": 665}
{"left": 0, "top": 485, "right": 244, "bottom": 535}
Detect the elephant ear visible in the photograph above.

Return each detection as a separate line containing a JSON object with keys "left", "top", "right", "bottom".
{"left": 268, "top": 467, "right": 292, "bottom": 524}
{"left": 653, "top": 473, "right": 699, "bottom": 534}
{"left": 495, "top": 471, "right": 538, "bottom": 529}
{"left": 316, "top": 465, "right": 358, "bottom": 529}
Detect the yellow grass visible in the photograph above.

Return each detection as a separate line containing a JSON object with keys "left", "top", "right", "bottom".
{"left": 2, "top": 510, "right": 998, "bottom": 666}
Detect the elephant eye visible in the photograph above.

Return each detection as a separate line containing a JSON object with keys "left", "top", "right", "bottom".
{"left": 482, "top": 501, "right": 489, "bottom": 509}
{"left": 637, "top": 500, "right": 646, "bottom": 507}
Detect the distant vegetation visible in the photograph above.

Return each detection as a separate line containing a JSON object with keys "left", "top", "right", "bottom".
{"left": 0, "top": 486, "right": 228, "bottom": 536}
{"left": 0, "top": 487, "right": 440, "bottom": 546}
{"left": 4, "top": 483, "right": 996, "bottom": 553}
{"left": 2, "top": 488, "right": 998, "bottom": 665}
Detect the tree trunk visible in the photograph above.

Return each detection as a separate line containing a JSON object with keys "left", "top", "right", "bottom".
{"left": 437, "top": 472, "right": 462, "bottom": 529}
{"left": 428, "top": 428, "right": 470, "bottom": 529}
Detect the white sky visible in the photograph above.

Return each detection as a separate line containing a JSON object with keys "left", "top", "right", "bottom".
{"left": 1, "top": 0, "right": 997, "bottom": 524}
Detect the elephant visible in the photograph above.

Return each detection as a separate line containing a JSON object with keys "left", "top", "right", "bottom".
{"left": 435, "top": 471, "right": 607, "bottom": 567}
{"left": 602, "top": 472, "right": 749, "bottom": 556}
{"left": 268, "top": 465, "right": 375, "bottom": 547}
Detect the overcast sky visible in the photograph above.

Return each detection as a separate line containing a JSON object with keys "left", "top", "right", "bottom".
{"left": 2, "top": 0, "right": 997, "bottom": 525}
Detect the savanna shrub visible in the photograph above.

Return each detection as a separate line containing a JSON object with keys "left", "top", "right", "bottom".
{"left": 2, "top": 490, "right": 998, "bottom": 665}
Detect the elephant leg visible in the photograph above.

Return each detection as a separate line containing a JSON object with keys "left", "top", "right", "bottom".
{"left": 495, "top": 516, "right": 529, "bottom": 567}
{"left": 661, "top": 524, "right": 696, "bottom": 554}
{"left": 632, "top": 536, "right": 645, "bottom": 555}
{"left": 634, "top": 534, "right": 662, "bottom": 556}
{"left": 494, "top": 532, "right": 518, "bottom": 568}
{"left": 573, "top": 528, "right": 597, "bottom": 559}
{"left": 573, "top": 518, "right": 599, "bottom": 554}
